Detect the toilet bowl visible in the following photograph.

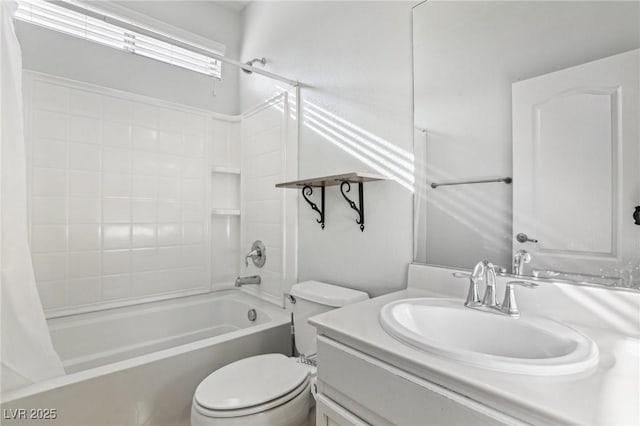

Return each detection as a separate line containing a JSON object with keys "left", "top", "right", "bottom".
{"left": 191, "top": 281, "right": 368, "bottom": 426}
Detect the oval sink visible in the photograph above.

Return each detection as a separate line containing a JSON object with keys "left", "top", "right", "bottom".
{"left": 379, "top": 298, "right": 599, "bottom": 375}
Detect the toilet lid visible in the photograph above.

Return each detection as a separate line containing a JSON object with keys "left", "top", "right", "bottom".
{"left": 194, "top": 354, "right": 309, "bottom": 411}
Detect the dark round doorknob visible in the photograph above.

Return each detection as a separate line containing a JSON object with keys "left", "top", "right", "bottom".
{"left": 634, "top": 206, "right": 640, "bottom": 225}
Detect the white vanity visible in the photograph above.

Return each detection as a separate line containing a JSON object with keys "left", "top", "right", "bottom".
{"left": 309, "top": 264, "right": 640, "bottom": 425}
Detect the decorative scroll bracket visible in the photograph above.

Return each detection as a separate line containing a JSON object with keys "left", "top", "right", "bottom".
{"left": 339, "top": 181, "right": 365, "bottom": 232}
{"left": 301, "top": 185, "right": 325, "bottom": 229}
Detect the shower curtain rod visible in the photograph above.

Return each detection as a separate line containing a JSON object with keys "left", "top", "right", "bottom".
{"left": 57, "top": 1, "right": 301, "bottom": 87}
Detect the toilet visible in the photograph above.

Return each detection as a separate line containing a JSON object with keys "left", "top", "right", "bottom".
{"left": 190, "top": 281, "right": 369, "bottom": 426}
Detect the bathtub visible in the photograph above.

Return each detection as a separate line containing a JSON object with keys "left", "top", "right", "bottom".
{"left": 1, "top": 290, "right": 291, "bottom": 426}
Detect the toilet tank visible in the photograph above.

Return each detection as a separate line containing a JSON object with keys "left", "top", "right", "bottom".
{"left": 289, "top": 281, "right": 369, "bottom": 355}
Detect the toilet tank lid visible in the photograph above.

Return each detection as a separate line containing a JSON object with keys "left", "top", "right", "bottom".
{"left": 290, "top": 281, "right": 369, "bottom": 307}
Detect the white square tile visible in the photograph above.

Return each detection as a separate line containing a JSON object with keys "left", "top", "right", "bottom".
{"left": 67, "top": 277, "right": 101, "bottom": 305}
{"left": 183, "top": 266, "right": 208, "bottom": 287}
{"left": 157, "top": 108, "right": 185, "bottom": 132}
{"left": 31, "top": 225, "right": 67, "bottom": 252}
{"left": 68, "top": 115, "right": 101, "bottom": 144}
{"left": 33, "top": 138, "right": 67, "bottom": 168}
{"left": 103, "top": 249, "right": 130, "bottom": 275}
{"left": 103, "top": 97, "right": 132, "bottom": 123}
{"left": 69, "top": 224, "right": 101, "bottom": 250}
{"left": 68, "top": 251, "right": 101, "bottom": 279}
{"left": 132, "top": 248, "right": 157, "bottom": 272}
{"left": 182, "top": 159, "right": 205, "bottom": 179}
{"left": 32, "top": 253, "right": 67, "bottom": 281}
{"left": 132, "top": 175, "right": 157, "bottom": 199}
{"left": 157, "top": 223, "right": 180, "bottom": 246}
{"left": 157, "top": 201, "right": 180, "bottom": 222}
{"left": 37, "top": 280, "right": 67, "bottom": 308}
{"left": 132, "top": 103, "right": 158, "bottom": 128}
{"left": 68, "top": 142, "right": 101, "bottom": 171}
{"left": 33, "top": 110, "right": 67, "bottom": 140}
{"left": 182, "top": 223, "right": 204, "bottom": 244}
{"left": 103, "top": 147, "right": 131, "bottom": 173}
{"left": 182, "top": 245, "right": 205, "bottom": 267}
{"left": 183, "top": 133, "right": 204, "bottom": 157}
{"left": 102, "top": 274, "right": 131, "bottom": 300}
{"left": 131, "top": 271, "right": 159, "bottom": 296}
{"left": 33, "top": 168, "right": 67, "bottom": 196}
{"left": 132, "top": 200, "right": 156, "bottom": 223}
{"left": 157, "top": 247, "right": 181, "bottom": 269}
{"left": 33, "top": 81, "right": 68, "bottom": 112}
{"left": 103, "top": 174, "right": 131, "bottom": 197}
{"left": 32, "top": 197, "right": 66, "bottom": 224}
{"left": 103, "top": 224, "right": 131, "bottom": 249}
{"left": 103, "top": 198, "right": 130, "bottom": 223}
{"left": 68, "top": 198, "right": 101, "bottom": 223}
{"left": 157, "top": 178, "right": 179, "bottom": 200}
{"left": 68, "top": 171, "right": 100, "bottom": 197}
{"left": 132, "top": 126, "right": 157, "bottom": 151}
{"left": 103, "top": 121, "right": 131, "bottom": 147}
{"left": 132, "top": 224, "right": 156, "bottom": 248}
{"left": 182, "top": 179, "right": 204, "bottom": 202}
{"left": 182, "top": 203, "right": 204, "bottom": 222}
{"left": 132, "top": 151, "right": 157, "bottom": 175}
{"left": 157, "top": 154, "right": 181, "bottom": 177}
{"left": 158, "top": 131, "right": 182, "bottom": 155}
{"left": 69, "top": 89, "right": 102, "bottom": 117}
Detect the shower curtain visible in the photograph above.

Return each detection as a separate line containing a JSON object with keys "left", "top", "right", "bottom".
{"left": 1, "top": 0, "right": 65, "bottom": 393}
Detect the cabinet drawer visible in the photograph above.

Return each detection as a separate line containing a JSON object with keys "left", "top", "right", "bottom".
{"left": 317, "top": 336, "right": 522, "bottom": 426}
{"left": 316, "top": 393, "right": 370, "bottom": 426}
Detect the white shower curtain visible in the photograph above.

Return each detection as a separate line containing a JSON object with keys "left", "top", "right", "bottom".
{"left": 1, "top": 0, "right": 65, "bottom": 393}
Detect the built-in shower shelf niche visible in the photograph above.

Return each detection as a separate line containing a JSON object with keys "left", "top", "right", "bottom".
{"left": 276, "top": 173, "right": 386, "bottom": 232}
{"left": 211, "top": 208, "right": 241, "bottom": 216}
{"left": 211, "top": 166, "right": 241, "bottom": 175}
{"left": 209, "top": 118, "right": 241, "bottom": 288}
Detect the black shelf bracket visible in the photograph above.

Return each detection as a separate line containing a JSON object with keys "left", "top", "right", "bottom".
{"left": 339, "top": 181, "right": 365, "bottom": 232}
{"left": 301, "top": 185, "right": 325, "bottom": 229}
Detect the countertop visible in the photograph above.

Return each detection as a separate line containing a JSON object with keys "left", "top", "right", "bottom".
{"left": 309, "top": 288, "right": 640, "bottom": 425}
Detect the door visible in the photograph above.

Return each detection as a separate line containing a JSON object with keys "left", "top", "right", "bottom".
{"left": 512, "top": 49, "right": 639, "bottom": 284}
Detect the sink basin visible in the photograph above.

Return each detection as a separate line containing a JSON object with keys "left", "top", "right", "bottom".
{"left": 379, "top": 298, "right": 599, "bottom": 375}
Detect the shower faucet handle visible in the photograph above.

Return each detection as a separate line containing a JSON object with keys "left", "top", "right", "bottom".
{"left": 244, "top": 240, "right": 266, "bottom": 268}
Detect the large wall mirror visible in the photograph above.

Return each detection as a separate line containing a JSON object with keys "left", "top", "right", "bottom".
{"left": 413, "top": 1, "right": 640, "bottom": 289}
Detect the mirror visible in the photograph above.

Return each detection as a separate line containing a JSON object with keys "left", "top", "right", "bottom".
{"left": 412, "top": 1, "right": 640, "bottom": 289}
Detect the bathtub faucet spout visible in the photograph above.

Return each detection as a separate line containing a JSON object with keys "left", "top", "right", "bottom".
{"left": 235, "top": 275, "right": 261, "bottom": 287}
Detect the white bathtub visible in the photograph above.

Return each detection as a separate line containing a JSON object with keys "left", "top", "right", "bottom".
{"left": 1, "top": 290, "right": 291, "bottom": 426}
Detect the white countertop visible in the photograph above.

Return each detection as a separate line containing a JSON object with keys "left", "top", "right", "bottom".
{"left": 309, "top": 288, "right": 640, "bottom": 425}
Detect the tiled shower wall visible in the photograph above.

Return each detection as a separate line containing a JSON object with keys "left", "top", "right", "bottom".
{"left": 25, "top": 72, "right": 212, "bottom": 314}
{"left": 241, "top": 92, "right": 298, "bottom": 304}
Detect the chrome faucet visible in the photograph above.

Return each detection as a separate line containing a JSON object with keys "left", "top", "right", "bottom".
{"left": 454, "top": 260, "right": 538, "bottom": 318}
{"left": 513, "top": 250, "right": 531, "bottom": 275}
{"left": 244, "top": 240, "right": 266, "bottom": 268}
{"left": 235, "top": 275, "right": 261, "bottom": 287}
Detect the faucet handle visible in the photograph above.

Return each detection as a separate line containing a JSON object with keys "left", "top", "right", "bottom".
{"left": 452, "top": 272, "right": 482, "bottom": 306}
{"left": 500, "top": 280, "right": 538, "bottom": 317}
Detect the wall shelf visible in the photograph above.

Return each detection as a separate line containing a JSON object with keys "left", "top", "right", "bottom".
{"left": 211, "top": 208, "right": 241, "bottom": 216}
{"left": 276, "top": 173, "right": 385, "bottom": 231}
{"left": 211, "top": 166, "right": 241, "bottom": 174}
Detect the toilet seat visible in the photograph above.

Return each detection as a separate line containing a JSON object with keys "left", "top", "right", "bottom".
{"left": 193, "top": 354, "right": 310, "bottom": 418}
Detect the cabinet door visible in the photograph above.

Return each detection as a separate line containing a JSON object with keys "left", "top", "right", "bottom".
{"left": 316, "top": 393, "right": 369, "bottom": 426}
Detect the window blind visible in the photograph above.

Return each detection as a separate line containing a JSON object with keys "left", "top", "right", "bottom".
{"left": 15, "top": 0, "right": 222, "bottom": 78}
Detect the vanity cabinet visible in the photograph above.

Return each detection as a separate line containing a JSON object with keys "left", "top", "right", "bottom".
{"left": 315, "top": 336, "right": 521, "bottom": 426}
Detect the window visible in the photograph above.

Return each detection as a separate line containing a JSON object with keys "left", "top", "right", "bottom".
{"left": 15, "top": 0, "right": 222, "bottom": 78}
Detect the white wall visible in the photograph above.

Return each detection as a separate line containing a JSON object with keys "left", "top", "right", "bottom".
{"left": 240, "top": 1, "right": 416, "bottom": 297}
{"left": 16, "top": 1, "right": 242, "bottom": 113}
{"left": 413, "top": 1, "right": 640, "bottom": 271}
